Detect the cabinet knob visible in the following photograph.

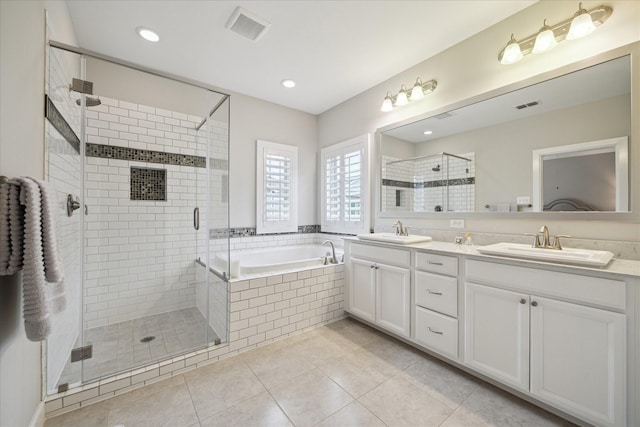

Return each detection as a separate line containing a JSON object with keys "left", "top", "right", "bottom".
{"left": 519, "top": 298, "right": 526, "bottom": 304}
{"left": 531, "top": 301, "right": 538, "bottom": 307}
{"left": 427, "top": 327, "right": 444, "bottom": 335}
{"left": 370, "top": 265, "right": 375, "bottom": 269}
{"left": 427, "top": 260, "right": 444, "bottom": 266}
{"left": 427, "top": 289, "right": 443, "bottom": 296}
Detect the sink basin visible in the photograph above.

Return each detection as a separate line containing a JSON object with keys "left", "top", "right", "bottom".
{"left": 356, "top": 233, "right": 432, "bottom": 245}
{"left": 476, "top": 243, "right": 614, "bottom": 268}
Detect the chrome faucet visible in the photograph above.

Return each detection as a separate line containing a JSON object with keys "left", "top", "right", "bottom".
{"left": 322, "top": 240, "right": 338, "bottom": 264}
{"left": 393, "top": 220, "right": 410, "bottom": 236}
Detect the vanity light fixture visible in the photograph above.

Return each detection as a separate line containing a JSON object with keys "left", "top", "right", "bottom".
{"left": 498, "top": 3, "right": 612, "bottom": 65}
{"left": 532, "top": 20, "right": 558, "bottom": 54}
{"left": 566, "top": 3, "right": 597, "bottom": 40}
{"left": 281, "top": 79, "right": 296, "bottom": 88}
{"left": 423, "top": 130, "right": 433, "bottom": 135}
{"left": 380, "top": 78, "right": 437, "bottom": 112}
{"left": 136, "top": 27, "right": 160, "bottom": 42}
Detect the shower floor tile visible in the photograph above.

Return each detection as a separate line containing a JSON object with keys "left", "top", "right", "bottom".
{"left": 56, "top": 307, "right": 219, "bottom": 390}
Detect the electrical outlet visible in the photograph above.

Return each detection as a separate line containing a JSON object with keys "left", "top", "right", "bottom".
{"left": 517, "top": 196, "right": 531, "bottom": 205}
{"left": 450, "top": 219, "right": 465, "bottom": 229}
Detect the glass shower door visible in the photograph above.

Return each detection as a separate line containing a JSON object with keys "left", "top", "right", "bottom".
{"left": 45, "top": 46, "right": 85, "bottom": 394}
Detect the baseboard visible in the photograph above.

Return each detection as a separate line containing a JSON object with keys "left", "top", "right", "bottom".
{"left": 28, "top": 401, "right": 45, "bottom": 427}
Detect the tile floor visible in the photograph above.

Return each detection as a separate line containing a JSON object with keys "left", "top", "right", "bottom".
{"left": 46, "top": 318, "right": 575, "bottom": 427}
{"left": 57, "top": 307, "right": 219, "bottom": 388}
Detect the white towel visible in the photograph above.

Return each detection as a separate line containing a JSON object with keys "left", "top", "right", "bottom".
{"left": 16, "top": 177, "right": 52, "bottom": 340}
{"left": 32, "top": 178, "right": 65, "bottom": 314}
{"left": 0, "top": 182, "right": 24, "bottom": 275}
{"left": 0, "top": 178, "right": 66, "bottom": 341}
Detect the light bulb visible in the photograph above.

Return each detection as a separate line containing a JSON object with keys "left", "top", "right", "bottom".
{"left": 380, "top": 93, "right": 394, "bottom": 112}
{"left": 410, "top": 78, "right": 424, "bottom": 101}
{"left": 567, "top": 4, "right": 596, "bottom": 40}
{"left": 532, "top": 20, "right": 557, "bottom": 54}
{"left": 395, "top": 85, "right": 409, "bottom": 106}
{"left": 500, "top": 34, "right": 523, "bottom": 65}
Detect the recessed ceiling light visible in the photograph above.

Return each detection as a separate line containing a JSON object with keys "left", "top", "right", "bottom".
{"left": 281, "top": 79, "right": 296, "bottom": 88}
{"left": 423, "top": 130, "right": 433, "bottom": 135}
{"left": 136, "top": 27, "right": 159, "bottom": 42}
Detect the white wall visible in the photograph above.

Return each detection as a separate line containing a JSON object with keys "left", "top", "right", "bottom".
{"left": 318, "top": 0, "right": 640, "bottom": 242}
{"left": 229, "top": 94, "right": 317, "bottom": 228}
{"left": 0, "top": 1, "right": 77, "bottom": 425}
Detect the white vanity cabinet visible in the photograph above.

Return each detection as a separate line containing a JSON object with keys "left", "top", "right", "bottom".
{"left": 464, "top": 259, "right": 627, "bottom": 427}
{"left": 413, "top": 252, "right": 459, "bottom": 358}
{"left": 347, "top": 243, "right": 411, "bottom": 337}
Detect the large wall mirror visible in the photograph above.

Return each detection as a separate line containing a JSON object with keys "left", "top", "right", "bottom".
{"left": 378, "top": 52, "right": 633, "bottom": 220}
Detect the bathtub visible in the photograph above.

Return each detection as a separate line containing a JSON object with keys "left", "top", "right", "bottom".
{"left": 213, "top": 244, "right": 344, "bottom": 278}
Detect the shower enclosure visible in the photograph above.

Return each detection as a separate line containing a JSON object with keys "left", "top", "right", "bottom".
{"left": 382, "top": 152, "right": 475, "bottom": 213}
{"left": 45, "top": 45, "right": 229, "bottom": 394}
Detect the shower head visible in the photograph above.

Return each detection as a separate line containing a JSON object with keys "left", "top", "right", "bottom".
{"left": 432, "top": 164, "right": 441, "bottom": 172}
{"left": 76, "top": 97, "right": 101, "bottom": 107}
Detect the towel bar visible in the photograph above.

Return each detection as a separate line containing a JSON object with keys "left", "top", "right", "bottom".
{"left": 0, "top": 175, "right": 20, "bottom": 186}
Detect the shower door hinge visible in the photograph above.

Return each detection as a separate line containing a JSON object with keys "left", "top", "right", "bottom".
{"left": 70, "top": 345, "right": 93, "bottom": 362}
{"left": 69, "top": 78, "right": 93, "bottom": 95}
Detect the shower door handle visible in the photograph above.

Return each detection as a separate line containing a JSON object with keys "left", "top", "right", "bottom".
{"left": 193, "top": 207, "right": 200, "bottom": 230}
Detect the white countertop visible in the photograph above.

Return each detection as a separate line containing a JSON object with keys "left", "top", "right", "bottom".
{"left": 344, "top": 237, "right": 640, "bottom": 278}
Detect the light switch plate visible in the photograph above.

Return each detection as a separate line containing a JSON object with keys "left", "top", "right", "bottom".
{"left": 450, "top": 219, "right": 465, "bottom": 229}
{"left": 517, "top": 196, "right": 531, "bottom": 205}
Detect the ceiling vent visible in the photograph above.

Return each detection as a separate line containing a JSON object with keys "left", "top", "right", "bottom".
{"left": 515, "top": 100, "right": 541, "bottom": 110}
{"left": 226, "top": 6, "right": 271, "bottom": 41}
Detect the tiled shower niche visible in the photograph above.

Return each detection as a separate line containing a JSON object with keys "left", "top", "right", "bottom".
{"left": 130, "top": 167, "right": 167, "bottom": 201}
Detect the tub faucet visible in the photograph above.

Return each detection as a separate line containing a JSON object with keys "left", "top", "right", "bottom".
{"left": 322, "top": 240, "right": 338, "bottom": 264}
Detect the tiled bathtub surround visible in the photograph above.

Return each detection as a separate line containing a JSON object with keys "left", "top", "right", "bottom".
{"left": 44, "top": 262, "right": 345, "bottom": 418}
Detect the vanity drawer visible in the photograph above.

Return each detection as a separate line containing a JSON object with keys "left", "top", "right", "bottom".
{"left": 350, "top": 243, "right": 410, "bottom": 268}
{"left": 415, "top": 271, "right": 457, "bottom": 317}
{"left": 415, "top": 306, "right": 458, "bottom": 359}
{"left": 415, "top": 252, "right": 458, "bottom": 276}
{"left": 465, "top": 259, "right": 626, "bottom": 311}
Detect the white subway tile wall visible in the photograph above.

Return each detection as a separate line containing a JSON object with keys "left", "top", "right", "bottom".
{"left": 45, "top": 47, "right": 83, "bottom": 393}
{"left": 82, "top": 96, "right": 226, "bottom": 328}
{"left": 382, "top": 153, "right": 475, "bottom": 213}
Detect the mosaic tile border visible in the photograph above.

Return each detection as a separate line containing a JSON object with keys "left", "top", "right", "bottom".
{"left": 382, "top": 177, "right": 475, "bottom": 188}
{"left": 86, "top": 143, "right": 206, "bottom": 168}
{"left": 45, "top": 94, "right": 80, "bottom": 154}
{"left": 210, "top": 225, "right": 322, "bottom": 239}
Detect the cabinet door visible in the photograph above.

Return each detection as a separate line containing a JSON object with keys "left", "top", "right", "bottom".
{"left": 530, "top": 296, "right": 626, "bottom": 427}
{"left": 376, "top": 263, "right": 410, "bottom": 337}
{"left": 464, "top": 282, "right": 530, "bottom": 391}
{"left": 348, "top": 257, "right": 376, "bottom": 322}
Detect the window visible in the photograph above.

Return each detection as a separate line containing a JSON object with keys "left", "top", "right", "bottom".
{"left": 257, "top": 140, "right": 298, "bottom": 234}
{"left": 321, "top": 134, "right": 370, "bottom": 234}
